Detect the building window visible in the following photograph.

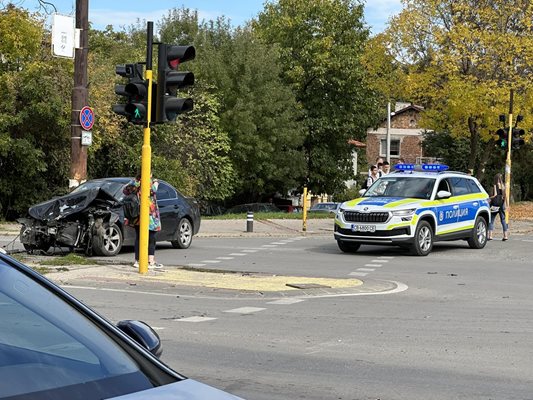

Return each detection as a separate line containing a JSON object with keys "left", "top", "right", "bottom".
{"left": 380, "top": 139, "right": 400, "bottom": 157}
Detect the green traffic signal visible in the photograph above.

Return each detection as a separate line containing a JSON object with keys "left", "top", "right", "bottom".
{"left": 112, "top": 63, "right": 150, "bottom": 125}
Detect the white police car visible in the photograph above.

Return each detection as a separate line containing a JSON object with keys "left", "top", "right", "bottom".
{"left": 334, "top": 164, "right": 491, "bottom": 256}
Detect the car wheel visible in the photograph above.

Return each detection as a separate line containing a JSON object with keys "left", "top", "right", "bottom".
{"left": 410, "top": 220, "right": 433, "bottom": 256}
{"left": 337, "top": 240, "right": 361, "bottom": 253}
{"left": 467, "top": 216, "right": 488, "bottom": 249}
{"left": 171, "top": 218, "right": 193, "bottom": 249}
{"left": 93, "top": 223, "right": 123, "bottom": 256}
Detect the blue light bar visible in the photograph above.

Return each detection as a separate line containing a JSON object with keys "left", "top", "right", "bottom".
{"left": 394, "top": 163, "right": 449, "bottom": 172}
{"left": 394, "top": 163, "right": 415, "bottom": 171}
{"left": 421, "top": 164, "right": 449, "bottom": 171}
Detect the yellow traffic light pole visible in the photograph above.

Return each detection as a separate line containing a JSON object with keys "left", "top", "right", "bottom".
{"left": 138, "top": 22, "right": 154, "bottom": 274}
{"left": 504, "top": 90, "right": 513, "bottom": 225}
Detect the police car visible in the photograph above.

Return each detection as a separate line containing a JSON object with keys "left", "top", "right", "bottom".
{"left": 334, "top": 164, "right": 491, "bottom": 256}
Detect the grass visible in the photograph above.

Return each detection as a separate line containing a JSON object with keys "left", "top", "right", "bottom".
{"left": 39, "top": 253, "right": 96, "bottom": 266}
{"left": 205, "top": 211, "right": 335, "bottom": 220}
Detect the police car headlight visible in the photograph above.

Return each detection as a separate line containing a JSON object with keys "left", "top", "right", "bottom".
{"left": 391, "top": 208, "right": 416, "bottom": 217}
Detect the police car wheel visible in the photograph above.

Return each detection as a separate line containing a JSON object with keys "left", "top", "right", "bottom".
{"left": 337, "top": 240, "right": 361, "bottom": 253}
{"left": 411, "top": 220, "right": 433, "bottom": 256}
{"left": 467, "top": 216, "right": 488, "bottom": 249}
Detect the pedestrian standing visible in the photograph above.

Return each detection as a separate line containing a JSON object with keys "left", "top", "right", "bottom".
{"left": 381, "top": 161, "right": 391, "bottom": 175}
{"left": 488, "top": 173, "right": 509, "bottom": 241}
{"left": 123, "top": 173, "right": 163, "bottom": 268}
{"left": 366, "top": 165, "right": 380, "bottom": 189}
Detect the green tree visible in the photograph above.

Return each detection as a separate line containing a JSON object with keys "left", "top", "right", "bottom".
{"left": 254, "top": 0, "right": 381, "bottom": 195}
{"left": 0, "top": 6, "right": 72, "bottom": 217}
{"left": 160, "top": 8, "right": 306, "bottom": 202}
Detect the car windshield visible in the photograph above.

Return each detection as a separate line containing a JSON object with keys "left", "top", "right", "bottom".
{"left": 0, "top": 261, "right": 155, "bottom": 399}
{"left": 71, "top": 180, "right": 126, "bottom": 200}
{"left": 365, "top": 176, "right": 436, "bottom": 199}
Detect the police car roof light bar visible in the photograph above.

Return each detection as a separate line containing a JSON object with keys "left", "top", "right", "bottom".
{"left": 394, "top": 163, "right": 449, "bottom": 172}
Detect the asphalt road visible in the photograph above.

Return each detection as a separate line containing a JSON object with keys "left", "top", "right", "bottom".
{"left": 14, "top": 232, "right": 530, "bottom": 400}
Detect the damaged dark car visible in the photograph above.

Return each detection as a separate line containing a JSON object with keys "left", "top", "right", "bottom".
{"left": 18, "top": 178, "right": 201, "bottom": 256}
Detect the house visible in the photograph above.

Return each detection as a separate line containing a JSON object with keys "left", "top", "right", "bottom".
{"left": 365, "top": 102, "right": 429, "bottom": 166}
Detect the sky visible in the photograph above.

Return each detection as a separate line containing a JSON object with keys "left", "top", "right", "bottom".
{"left": 15, "top": 0, "right": 403, "bottom": 35}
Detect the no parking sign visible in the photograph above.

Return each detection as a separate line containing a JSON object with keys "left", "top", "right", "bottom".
{"left": 79, "top": 106, "right": 95, "bottom": 131}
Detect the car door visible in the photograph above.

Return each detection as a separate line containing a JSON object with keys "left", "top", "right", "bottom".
{"left": 434, "top": 177, "right": 461, "bottom": 235}
{"left": 452, "top": 177, "right": 481, "bottom": 231}
{"left": 156, "top": 182, "right": 180, "bottom": 241}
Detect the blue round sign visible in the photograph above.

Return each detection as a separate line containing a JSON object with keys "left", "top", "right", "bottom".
{"left": 80, "top": 106, "right": 95, "bottom": 131}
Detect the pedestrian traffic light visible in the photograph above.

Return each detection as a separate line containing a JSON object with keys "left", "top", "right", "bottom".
{"left": 495, "top": 128, "right": 508, "bottom": 148}
{"left": 156, "top": 44, "right": 195, "bottom": 124}
{"left": 112, "top": 63, "right": 150, "bottom": 125}
{"left": 512, "top": 127, "right": 525, "bottom": 149}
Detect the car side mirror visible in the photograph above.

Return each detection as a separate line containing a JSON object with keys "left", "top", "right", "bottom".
{"left": 117, "top": 320, "right": 162, "bottom": 358}
{"left": 436, "top": 190, "right": 451, "bottom": 199}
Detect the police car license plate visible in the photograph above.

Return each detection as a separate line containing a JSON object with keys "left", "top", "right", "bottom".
{"left": 351, "top": 224, "right": 376, "bottom": 233}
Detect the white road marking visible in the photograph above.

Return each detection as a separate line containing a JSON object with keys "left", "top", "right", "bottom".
{"left": 151, "top": 327, "right": 166, "bottom": 330}
{"left": 357, "top": 268, "right": 375, "bottom": 272}
{"left": 267, "top": 298, "right": 305, "bottom": 305}
{"left": 224, "top": 307, "right": 266, "bottom": 314}
{"left": 241, "top": 250, "right": 259, "bottom": 253}
{"left": 377, "top": 256, "right": 395, "bottom": 259}
{"left": 228, "top": 253, "right": 247, "bottom": 256}
{"left": 271, "top": 242, "right": 287, "bottom": 245}
{"left": 201, "top": 260, "right": 221, "bottom": 264}
{"left": 65, "top": 281, "right": 409, "bottom": 300}
{"left": 187, "top": 263, "right": 206, "bottom": 267}
{"left": 175, "top": 316, "right": 218, "bottom": 322}
{"left": 305, "top": 281, "right": 409, "bottom": 298}
{"left": 371, "top": 259, "right": 389, "bottom": 263}
{"left": 349, "top": 272, "right": 368, "bottom": 277}
{"left": 365, "top": 264, "right": 382, "bottom": 267}
{"left": 261, "top": 245, "right": 277, "bottom": 248}
{"left": 216, "top": 257, "right": 234, "bottom": 260}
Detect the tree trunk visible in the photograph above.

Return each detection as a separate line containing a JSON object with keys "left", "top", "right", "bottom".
{"left": 467, "top": 116, "right": 479, "bottom": 173}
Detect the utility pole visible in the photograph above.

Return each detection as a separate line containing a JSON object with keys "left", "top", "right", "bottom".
{"left": 69, "top": 0, "right": 89, "bottom": 189}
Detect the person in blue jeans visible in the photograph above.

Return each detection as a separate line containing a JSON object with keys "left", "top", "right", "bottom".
{"left": 488, "top": 173, "right": 509, "bottom": 241}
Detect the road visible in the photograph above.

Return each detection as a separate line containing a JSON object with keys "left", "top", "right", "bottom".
{"left": 13, "top": 233, "right": 529, "bottom": 400}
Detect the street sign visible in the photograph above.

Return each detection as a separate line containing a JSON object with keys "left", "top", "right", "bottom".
{"left": 51, "top": 14, "right": 75, "bottom": 59}
{"left": 81, "top": 131, "right": 92, "bottom": 146}
{"left": 79, "top": 106, "right": 95, "bottom": 131}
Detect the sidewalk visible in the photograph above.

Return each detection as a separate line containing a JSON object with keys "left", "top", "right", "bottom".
{"left": 196, "top": 218, "right": 334, "bottom": 237}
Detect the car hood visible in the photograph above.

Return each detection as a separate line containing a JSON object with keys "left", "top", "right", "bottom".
{"left": 111, "top": 379, "right": 244, "bottom": 399}
{"left": 28, "top": 188, "right": 118, "bottom": 221}
{"left": 343, "top": 197, "right": 420, "bottom": 209}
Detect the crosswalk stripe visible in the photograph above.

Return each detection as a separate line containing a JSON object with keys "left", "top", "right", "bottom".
{"left": 175, "top": 316, "right": 218, "bottom": 322}
{"left": 224, "top": 307, "right": 266, "bottom": 314}
{"left": 267, "top": 298, "right": 305, "bottom": 305}
{"left": 349, "top": 271, "right": 368, "bottom": 277}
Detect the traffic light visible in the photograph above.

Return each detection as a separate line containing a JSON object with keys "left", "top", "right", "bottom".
{"left": 156, "top": 44, "right": 195, "bottom": 124}
{"left": 112, "top": 63, "right": 150, "bottom": 125}
{"left": 512, "top": 127, "right": 525, "bottom": 149}
{"left": 495, "top": 128, "right": 508, "bottom": 148}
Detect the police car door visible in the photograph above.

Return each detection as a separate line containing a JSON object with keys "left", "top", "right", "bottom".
{"left": 434, "top": 178, "right": 461, "bottom": 235}
{"left": 449, "top": 177, "right": 478, "bottom": 232}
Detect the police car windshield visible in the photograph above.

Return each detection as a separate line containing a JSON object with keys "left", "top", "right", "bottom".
{"left": 365, "top": 176, "right": 436, "bottom": 199}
